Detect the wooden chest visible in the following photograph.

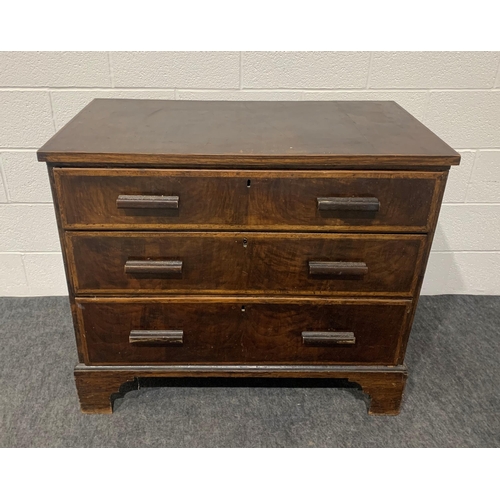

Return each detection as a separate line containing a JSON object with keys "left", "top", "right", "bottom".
{"left": 37, "top": 99, "right": 459, "bottom": 415}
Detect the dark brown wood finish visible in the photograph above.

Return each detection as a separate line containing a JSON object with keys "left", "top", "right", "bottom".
{"left": 54, "top": 168, "right": 445, "bottom": 232}
{"left": 301, "top": 331, "right": 356, "bottom": 345}
{"left": 74, "top": 363, "right": 408, "bottom": 415}
{"left": 38, "top": 100, "right": 459, "bottom": 166}
{"left": 46, "top": 167, "right": 86, "bottom": 362}
{"left": 76, "top": 297, "right": 410, "bottom": 365}
{"left": 116, "top": 194, "right": 179, "bottom": 209}
{"left": 129, "top": 330, "right": 184, "bottom": 345}
{"left": 124, "top": 260, "right": 183, "bottom": 275}
{"left": 66, "top": 232, "right": 426, "bottom": 296}
{"left": 317, "top": 197, "right": 380, "bottom": 211}
{"left": 394, "top": 170, "right": 450, "bottom": 364}
{"left": 38, "top": 99, "right": 459, "bottom": 415}
{"left": 309, "top": 261, "right": 369, "bottom": 276}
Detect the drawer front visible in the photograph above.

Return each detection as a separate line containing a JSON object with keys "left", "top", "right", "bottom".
{"left": 66, "top": 232, "right": 425, "bottom": 296}
{"left": 76, "top": 298, "right": 411, "bottom": 365}
{"left": 54, "top": 168, "right": 444, "bottom": 232}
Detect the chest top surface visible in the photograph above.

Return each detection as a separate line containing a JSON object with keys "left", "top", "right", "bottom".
{"left": 37, "top": 99, "right": 459, "bottom": 168}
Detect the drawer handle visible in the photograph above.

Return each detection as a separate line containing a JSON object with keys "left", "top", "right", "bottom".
{"left": 317, "top": 197, "right": 380, "bottom": 211}
{"left": 309, "top": 261, "right": 368, "bottom": 276}
{"left": 302, "top": 331, "right": 356, "bottom": 345}
{"left": 116, "top": 195, "right": 179, "bottom": 209}
{"left": 125, "top": 260, "right": 183, "bottom": 274}
{"left": 130, "top": 330, "right": 183, "bottom": 345}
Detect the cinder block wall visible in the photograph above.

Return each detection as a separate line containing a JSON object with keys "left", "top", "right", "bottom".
{"left": 1, "top": 52, "right": 499, "bottom": 296}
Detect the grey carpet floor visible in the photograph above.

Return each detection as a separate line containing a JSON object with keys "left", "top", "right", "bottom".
{"left": 0, "top": 295, "right": 499, "bottom": 447}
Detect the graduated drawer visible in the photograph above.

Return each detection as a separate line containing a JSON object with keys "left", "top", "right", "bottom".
{"left": 66, "top": 232, "right": 426, "bottom": 297}
{"left": 54, "top": 168, "right": 445, "bottom": 232}
{"left": 76, "top": 297, "right": 411, "bottom": 365}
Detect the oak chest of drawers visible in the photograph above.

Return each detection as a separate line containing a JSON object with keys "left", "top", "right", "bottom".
{"left": 37, "top": 99, "right": 460, "bottom": 415}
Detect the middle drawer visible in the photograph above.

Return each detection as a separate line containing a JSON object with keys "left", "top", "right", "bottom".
{"left": 66, "top": 232, "right": 425, "bottom": 296}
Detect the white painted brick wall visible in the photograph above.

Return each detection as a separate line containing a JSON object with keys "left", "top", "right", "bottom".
{"left": 369, "top": 52, "right": 500, "bottom": 89}
{"left": 0, "top": 254, "right": 29, "bottom": 295}
{"left": 22, "top": 253, "right": 67, "bottom": 296}
{"left": 432, "top": 205, "right": 500, "bottom": 251}
{"left": 466, "top": 150, "right": 500, "bottom": 203}
{"left": 2, "top": 152, "right": 52, "bottom": 202}
{"left": 0, "top": 160, "right": 8, "bottom": 202}
{"left": 0, "top": 51, "right": 499, "bottom": 296}
{"left": 0, "top": 205, "right": 60, "bottom": 252}
{"left": 442, "top": 150, "right": 475, "bottom": 203}
{"left": 425, "top": 91, "right": 500, "bottom": 148}
{"left": 110, "top": 52, "right": 240, "bottom": 88}
{"left": 421, "top": 253, "right": 500, "bottom": 295}
{"left": 241, "top": 52, "right": 371, "bottom": 89}
{"left": 0, "top": 91, "right": 54, "bottom": 147}
{"left": 0, "top": 52, "right": 111, "bottom": 88}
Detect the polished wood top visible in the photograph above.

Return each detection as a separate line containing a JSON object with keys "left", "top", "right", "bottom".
{"left": 37, "top": 99, "right": 460, "bottom": 167}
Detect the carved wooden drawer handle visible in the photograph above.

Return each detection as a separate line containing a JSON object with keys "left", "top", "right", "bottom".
{"left": 309, "top": 261, "right": 368, "bottom": 276}
{"left": 302, "top": 331, "right": 356, "bottom": 345}
{"left": 317, "top": 197, "right": 380, "bottom": 211}
{"left": 125, "top": 260, "right": 183, "bottom": 274}
{"left": 130, "top": 330, "right": 184, "bottom": 345}
{"left": 116, "top": 194, "right": 179, "bottom": 209}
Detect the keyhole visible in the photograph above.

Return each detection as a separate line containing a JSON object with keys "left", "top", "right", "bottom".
{"left": 241, "top": 305, "right": 246, "bottom": 312}
{"left": 247, "top": 179, "right": 251, "bottom": 188}
{"left": 243, "top": 238, "right": 248, "bottom": 248}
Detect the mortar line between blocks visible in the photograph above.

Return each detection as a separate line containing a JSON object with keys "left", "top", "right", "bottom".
{"left": 19, "top": 254, "right": 32, "bottom": 295}
{"left": 443, "top": 202, "right": 500, "bottom": 206}
{"left": 429, "top": 251, "right": 500, "bottom": 254}
{"left": 493, "top": 58, "right": 500, "bottom": 88}
{"left": 177, "top": 88, "right": 312, "bottom": 94}
{"left": 0, "top": 148, "right": 39, "bottom": 152}
{"left": 0, "top": 87, "right": 177, "bottom": 92}
{"left": 422, "top": 90, "right": 431, "bottom": 123}
{"left": 107, "top": 52, "right": 115, "bottom": 88}
{"left": 0, "top": 251, "right": 62, "bottom": 255}
{"left": 2, "top": 202, "right": 55, "bottom": 206}
{"left": 366, "top": 52, "right": 373, "bottom": 89}
{"left": 47, "top": 92, "right": 57, "bottom": 132}
{"left": 239, "top": 52, "right": 243, "bottom": 90}
{"left": 2, "top": 87, "right": 499, "bottom": 92}
{"left": 464, "top": 150, "right": 479, "bottom": 203}
{"left": 0, "top": 154, "right": 12, "bottom": 202}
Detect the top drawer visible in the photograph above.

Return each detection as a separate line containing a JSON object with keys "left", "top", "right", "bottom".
{"left": 53, "top": 168, "right": 445, "bottom": 232}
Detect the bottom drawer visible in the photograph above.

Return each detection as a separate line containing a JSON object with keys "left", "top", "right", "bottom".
{"left": 77, "top": 297, "right": 411, "bottom": 365}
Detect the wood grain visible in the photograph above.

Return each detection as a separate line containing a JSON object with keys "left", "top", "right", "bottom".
{"left": 317, "top": 196, "right": 380, "bottom": 211}
{"left": 54, "top": 168, "right": 445, "bottom": 232}
{"left": 74, "top": 363, "right": 408, "bottom": 415}
{"left": 66, "top": 232, "right": 426, "bottom": 296}
{"left": 301, "top": 331, "right": 356, "bottom": 345}
{"left": 37, "top": 100, "right": 459, "bottom": 166}
{"left": 116, "top": 194, "right": 179, "bottom": 209}
{"left": 75, "top": 297, "right": 411, "bottom": 365}
{"left": 129, "top": 330, "right": 184, "bottom": 345}
{"left": 309, "top": 261, "right": 369, "bottom": 276}
{"left": 394, "top": 170, "right": 449, "bottom": 364}
{"left": 47, "top": 166, "right": 88, "bottom": 363}
{"left": 124, "top": 260, "right": 183, "bottom": 275}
